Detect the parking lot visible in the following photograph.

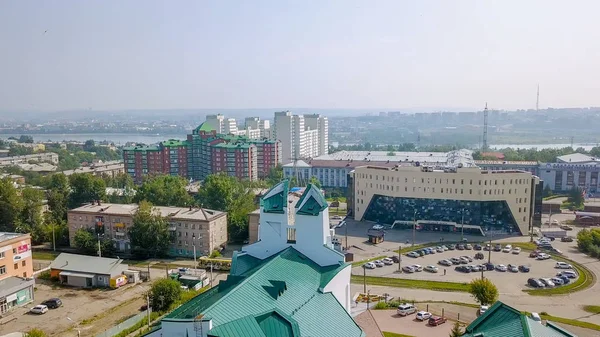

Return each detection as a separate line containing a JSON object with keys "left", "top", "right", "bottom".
{"left": 352, "top": 243, "right": 578, "bottom": 293}
{"left": 370, "top": 309, "right": 453, "bottom": 337}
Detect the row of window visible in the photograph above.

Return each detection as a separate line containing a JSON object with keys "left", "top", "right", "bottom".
{"left": 358, "top": 173, "right": 530, "bottom": 187}
{"left": 358, "top": 184, "right": 528, "bottom": 196}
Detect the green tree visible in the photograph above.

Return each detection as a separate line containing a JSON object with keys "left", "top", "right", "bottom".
{"left": 18, "top": 187, "right": 46, "bottom": 243}
{"left": 449, "top": 321, "right": 463, "bottom": 337}
{"left": 567, "top": 186, "right": 584, "bottom": 207}
{"left": 308, "top": 176, "right": 322, "bottom": 189}
{"left": 18, "top": 135, "right": 34, "bottom": 143}
{"left": 73, "top": 228, "right": 97, "bottom": 255}
{"left": 47, "top": 174, "right": 70, "bottom": 223}
{"left": 8, "top": 144, "right": 33, "bottom": 156}
{"left": 267, "top": 164, "right": 284, "bottom": 186}
{"left": 542, "top": 185, "right": 553, "bottom": 198}
{"left": 196, "top": 174, "right": 256, "bottom": 241}
{"left": 134, "top": 175, "right": 193, "bottom": 207}
{"left": 68, "top": 173, "right": 106, "bottom": 208}
{"left": 84, "top": 139, "right": 95, "bottom": 151}
{"left": 150, "top": 278, "right": 182, "bottom": 312}
{"left": 0, "top": 178, "right": 23, "bottom": 232}
{"left": 468, "top": 278, "right": 499, "bottom": 306}
{"left": 25, "top": 328, "right": 47, "bottom": 337}
{"left": 128, "top": 201, "right": 171, "bottom": 258}
{"left": 209, "top": 249, "right": 222, "bottom": 258}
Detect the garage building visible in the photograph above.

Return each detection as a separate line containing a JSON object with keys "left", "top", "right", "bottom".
{"left": 49, "top": 253, "right": 128, "bottom": 288}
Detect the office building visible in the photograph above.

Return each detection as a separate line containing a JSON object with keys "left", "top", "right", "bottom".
{"left": 68, "top": 202, "right": 227, "bottom": 257}
{"left": 205, "top": 114, "right": 226, "bottom": 134}
{"left": 475, "top": 160, "right": 539, "bottom": 176}
{"left": 274, "top": 111, "right": 329, "bottom": 163}
{"left": 349, "top": 164, "right": 541, "bottom": 235}
{"left": 145, "top": 181, "right": 363, "bottom": 337}
{"left": 123, "top": 140, "right": 188, "bottom": 183}
{"left": 283, "top": 149, "right": 475, "bottom": 188}
{"left": 539, "top": 153, "right": 600, "bottom": 193}
{"left": 0, "top": 232, "right": 35, "bottom": 314}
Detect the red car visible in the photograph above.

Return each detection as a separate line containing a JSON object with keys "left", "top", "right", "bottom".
{"left": 529, "top": 250, "right": 541, "bottom": 258}
{"left": 428, "top": 316, "right": 447, "bottom": 326}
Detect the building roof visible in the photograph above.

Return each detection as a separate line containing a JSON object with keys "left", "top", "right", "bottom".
{"left": 69, "top": 203, "right": 224, "bottom": 221}
{"left": 261, "top": 180, "right": 289, "bottom": 214}
{"left": 0, "top": 232, "right": 29, "bottom": 244}
{"left": 463, "top": 301, "right": 577, "bottom": 337}
{"left": 212, "top": 142, "right": 254, "bottom": 149}
{"left": 557, "top": 153, "right": 598, "bottom": 163}
{"left": 194, "top": 122, "right": 216, "bottom": 133}
{"left": 164, "top": 247, "right": 362, "bottom": 337}
{"left": 475, "top": 160, "right": 539, "bottom": 166}
{"left": 61, "top": 163, "right": 123, "bottom": 176}
{"left": 161, "top": 139, "right": 188, "bottom": 147}
{"left": 295, "top": 184, "right": 328, "bottom": 216}
{"left": 122, "top": 145, "right": 161, "bottom": 152}
{"left": 0, "top": 276, "right": 32, "bottom": 293}
{"left": 313, "top": 149, "right": 475, "bottom": 167}
{"left": 49, "top": 253, "right": 127, "bottom": 276}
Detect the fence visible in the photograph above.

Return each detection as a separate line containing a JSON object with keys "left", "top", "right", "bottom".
{"left": 96, "top": 310, "right": 149, "bottom": 337}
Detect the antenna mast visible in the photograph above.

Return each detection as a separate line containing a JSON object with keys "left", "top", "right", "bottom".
{"left": 536, "top": 84, "right": 540, "bottom": 112}
{"left": 482, "top": 103, "right": 489, "bottom": 151}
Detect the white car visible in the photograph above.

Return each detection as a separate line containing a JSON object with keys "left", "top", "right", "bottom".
{"left": 402, "top": 265, "right": 415, "bottom": 273}
{"left": 407, "top": 252, "right": 420, "bottom": 258}
{"left": 555, "top": 262, "right": 572, "bottom": 269}
{"left": 540, "top": 278, "right": 555, "bottom": 287}
{"left": 536, "top": 253, "right": 551, "bottom": 260}
{"left": 372, "top": 224, "right": 384, "bottom": 230}
{"left": 512, "top": 247, "right": 521, "bottom": 254}
{"left": 495, "top": 264, "right": 507, "bottom": 272}
{"left": 502, "top": 245, "right": 512, "bottom": 253}
{"left": 397, "top": 304, "right": 417, "bottom": 316}
{"left": 363, "top": 262, "right": 376, "bottom": 269}
{"left": 416, "top": 311, "right": 432, "bottom": 321}
{"left": 424, "top": 265, "right": 439, "bottom": 273}
{"left": 382, "top": 258, "right": 394, "bottom": 265}
{"left": 478, "top": 305, "right": 489, "bottom": 316}
{"left": 332, "top": 215, "right": 343, "bottom": 220}
{"left": 373, "top": 260, "right": 385, "bottom": 267}
{"left": 30, "top": 305, "right": 48, "bottom": 315}
{"left": 411, "top": 264, "right": 423, "bottom": 272}
{"left": 551, "top": 277, "right": 564, "bottom": 285}
{"left": 436, "top": 247, "right": 444, "bottom": 253}
{"left": 508, "top": 264, "right": 518, "bottom": 273}
{"left": 558, "top": 271, "right": 577, "bottom": 278}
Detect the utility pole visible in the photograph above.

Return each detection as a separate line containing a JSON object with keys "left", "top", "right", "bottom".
{"left": 363, "top": 266, "right": 366, "bottom": 293}
{"left": 97, "top": 233, "right": 102, "bottom": 258}
{"left": 536, "top": 84, "right": 540, "bottom": 112}
{"left": 398, "top": 245, "right": 402, "bottom": 273}
{"left": 52, "top": 222, "right": 56, "bottom": 252}
{"left": 412, "top": 209, "right": 417, "bottom": 247}
{"left": 345, "top": 222, "right": 348, "bottom": 251}
{"left": 192, "top": 234, "right": 197, "bottom": 276}
{"left": 146, "top": 291, "right": 151, "bottom": 329}
{"left": 488, "top": 237, "right": 492, "bottom": 264}
{"left": 461, "top": 208, "right": 465, "bottom": 242}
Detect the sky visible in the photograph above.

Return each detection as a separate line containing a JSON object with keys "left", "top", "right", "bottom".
{"left": 1, "top": 0, "right": 599, "bottom": 112}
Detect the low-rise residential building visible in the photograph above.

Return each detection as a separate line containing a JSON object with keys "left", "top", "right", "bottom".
{"left": 49, "top": 253, "right": 129, "bottom": 288}
{"left": 0, "top": 152, "right": 59, "bottom": 166}
{"left": 62, "top": 161, "right": 124, "bottom": 178}
{"left": 0, "top": 233, "right": 35, "bottom": 314}
{"left": 350, "top": 164, "right": 542, "bottom": 235}
{"left": 68, "top": 202, "right": 227, "bottom": 257}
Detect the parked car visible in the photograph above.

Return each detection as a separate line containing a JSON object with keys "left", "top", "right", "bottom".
{"left": 558, "top": 271, "right": 577, "bottom": 279}
{"left": 508, "top": 264, "right": 519, "bottom": 273}
{"left": 502, "top": 244, "right": 512, "bottom": 253}
{"left": 551, "top": 277, "right": 564, "bottom": 285}
{"left": 561, "top": 236, "right": 574, "bottom": 242}
{"left": 438, "top": 259, "right": 452, "bottom": 266}
{"left": 397, "top": 304, "right": 417, "bottom": 316}
{"left": 373, "top": 260, "right": 385, "bottom": 267}
{"left": 424, "top": 265, "right": 439, "bottom": 273}
{"left": 389, "top": 256, "right": 400, "bottom": 263}
{"left": 459, "top": 257, "right": 470, "bottom": 264}
{"left": 41, "top": 298, "right": 62, "bottom": 309}
{"left": 455, "top": 265, "right": 472, "bottom": 273}
{"left": 457, "top": 244, "right": 465, "bottom": 250}
{"left": 531, "top": 312, "right": 542, "bottom": 324}
{"left": 484, "top": 244, "right": 491, "bottom": 251}
{"left": 536, "top": 253, "right": 551, "bottom": 260}
{"left": 528, "top": 278, "right": 544, "bottom": 288}
{"left": 560, "top": 225, "right": 573, "bottom": 231}
{"left": 407, "top": 252, "right": 420, "bottom": 258}
{"left": 495, "top": 264, "right": 508, "bottom": 272}
{"left": 30, "top": 305, "right": 48, "bottom": 315}
{"left": 450, "top": 257, "right": 461, "bottom": 265}
{"left": 512, "top": 247, "right": 521, "bottom": 254}
{"left": 530, "top": 250, "right": 541, "bottom": 258}
{"left": 448, "top": 244, "right": 456, "bottom": 250}
{"left": 555, "top": 262, "right": 572, "bottom": 269}
{"left": 484, "top": 263, "right": 495, "bottom": 271}
{"left": 540, "top": 278, "right": 555, "bottom": 287}
{"left": 519, "top": 265, "right": 530, "bottom": 272}
{"left": 441, "top": 245, "right": 449, "bottom": 251}
{"left": 474, "top": 244, "right": 482, "bottom": 251}
{"left": 478, "top": 305, "right": 489, "bottom": 316}
{"left": 402, "top": 265, "right": 415, "bottom": 273}
{"left": 411, "top": 264, "right": 423, "bottom": 272}
{"left": 428, "top": 316, "right": 448, "bottom": 326}
{"left": 470, "top": 265, "right": 482, "bottom": 272}
{"left": 560, "top": 275, "right": 571, "bottom": 284}
{"left": 416, "top": 311, "right": 432, "bottom": 321}
{"left": 494, "top": 244, "right": 502, "bottom": 251}
{"left": 462, "top": 256, "right": 473, "bottom": 262}
{"left": 474, "top": 252, "right": 485, "bottom": 260}
{"left": 363, "top": 262, "right": 376, "bottom": 269}
{"left": 436, "top": 246, "right": 444, "bottom": 253}
{"left": 465, "top": 244, "right": 473, "bottom": 250}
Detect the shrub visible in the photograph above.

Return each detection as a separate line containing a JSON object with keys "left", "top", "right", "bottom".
{"left": 373, "top": 301, "right": 390, "bottom": 309}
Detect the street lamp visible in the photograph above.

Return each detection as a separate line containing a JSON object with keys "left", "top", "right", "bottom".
{"left": 192, "top": 234, "right": 197, "bottom": 275}
{"left": 97, "top": 233, "right": 102, "bottom": 258}
{"left": 67, "top": 317, "right": 81, "bottom": 337}
{"left": 460, "top": 208, "right": 466, "bottom": 242}
{"left": 412, "top": 209, "right": 418, "bottom": 247}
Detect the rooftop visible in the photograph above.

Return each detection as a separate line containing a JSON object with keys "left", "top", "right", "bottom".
{"left": 0, "top": 232, "right": 29, "bottom": 244}
{"left": 212, "top": 142, "right": 254, "bottom": 149}
{"left": 313, "top": 149, "right": 475, "bottom": 167}
{"left": 475, "top": 160, "right": 539, "bottom": 166}
{"left": 165, "top": 247, "right": 362, "bottom": 337}
{"left": 122, "top": 145, "right": 160, "bottom": 152}
{"left": 70, "top": 203, "right": 224, "bottom": 221}
{"left": 161, "top": 139, "right": 188, "bottom": 147}
{"left": 49, "top": 253, "right": 127, "bottom": 276}
{"left": 557, "top": 153, "right": 598, "bottom": 163}
{"left": 61, "top": 164, "right": 123, "bottom": 176}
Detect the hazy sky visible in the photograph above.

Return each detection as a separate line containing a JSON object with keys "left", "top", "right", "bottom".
{"left": 1, "top": 0, "right": 599, "bottom": 112}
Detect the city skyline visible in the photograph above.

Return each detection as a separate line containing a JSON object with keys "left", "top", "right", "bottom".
{"left": 2, "top": 1, "right": 600, "bottom": 111}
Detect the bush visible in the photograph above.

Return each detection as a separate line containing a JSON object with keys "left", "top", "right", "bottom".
{"left": 373, "top": 301, "right": 389, "bottom": 309}
{"left": 577, "top": 228, "right": 600, "bottom": 259}
{"left": 25, "top": 329, "right": 47, "bottom": 337}
{"left": 37, "top": 270, "right": 51, "bottom": 280}
{"left": 150, "top": 279, "right": 182, "bottom": 312}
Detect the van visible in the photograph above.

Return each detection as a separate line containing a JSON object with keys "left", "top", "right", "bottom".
{"left": 530, "top": 312, "right": 542, "bottom": 323}
{"left": 397, "top": 304, "right": 417, "bottom": 316}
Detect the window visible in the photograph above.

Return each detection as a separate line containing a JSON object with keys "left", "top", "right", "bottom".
{"left": 519, "top": 207, "right": 522, "bottom": 213}
{"left": 14, "top": 263, "right": 18, "bottom": 269}
{"left": 287, "top": 228, "right": 297, "bottom": 243}
{"left": 22, "top": 260, "right": 26, "bottom": 267}
{"left": 12, "top": 248, "right": 16, "bottom": 254}
{"left": 469, "top": 189, "right": 472, "bottom": 194}
{"left": 524, "top": 207, "right": 527, "bottom": 213}
{"left": 461, "top": 179, "right": 464, "bottom": 184}
{"left": 0, "top": 265, "right": 5, "bottom": 275}
{"left": 470, "top": 179, "right": 472, "bottom": 185}
{"left": 0, "top": 252, "right": 4, "bottom": 259}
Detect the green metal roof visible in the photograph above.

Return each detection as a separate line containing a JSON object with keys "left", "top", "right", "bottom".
{"left": 161, "top": 139, "right": 188, "bottom": 147}
{"left": 122, "top": 145, "right": 160, "bottom": 152}
{"left": 463, "top": 301, "right": 577, "bottom": 337}
{"left": 165, "top": 247, "right": 361, "bottom": 337}
{"left": 212, "top": 142, "right": 254, "bottom": 149}
{"left": 194, "top": 122, "right": 215, "bottom": 133}
{"left": 295, "top": 184, "right": 328, "bottom": 216}
{"left": 261, "top": 180, "right": 289, "bottom": 214}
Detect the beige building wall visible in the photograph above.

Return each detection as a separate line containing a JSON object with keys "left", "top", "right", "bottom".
{"left": 0, "top": 234, "right": 34, "bottom": 280}
{"left": 248, "top": 212, "right": 260, "bottom": 244}
{"left": 353, "top": 166, "right": 537, "bottom": 234}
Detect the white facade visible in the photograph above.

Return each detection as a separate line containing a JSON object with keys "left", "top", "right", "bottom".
{"left": 204, "top": 114, "right": 225, "bottom": 134}
{"left": 274, "top": 111, "right": 329, "bottom": 164}
{"left": 223, "top": 118, "right": 238, "bottom": 135}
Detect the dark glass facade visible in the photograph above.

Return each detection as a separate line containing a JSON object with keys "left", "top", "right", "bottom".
{"left": 363, "top": 195, "right": 521, "bottom": 235}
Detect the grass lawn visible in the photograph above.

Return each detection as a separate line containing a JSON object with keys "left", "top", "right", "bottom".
{"left": 382, "top": 332, "right": 415, "bottom": 337}
{"left": 583, "top": 305, "right": 600, "bottom": 314}
{"left": 524, "top": 254, "right": 595, "bottom": 296}
{"left": 32, "top": 250, "right": 60, "bottom": 260}
{"left": 540, "top": 314, "right": 600, "bottom": 332}
{"left": 351, "top": 275, "right": 469, "bottom": 292}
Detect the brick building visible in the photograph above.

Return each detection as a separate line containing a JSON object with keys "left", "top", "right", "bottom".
{"left": 0, "top": 233, "right": 35, "bottom": 314}
{"left": 123, "top": 140, "right": 188, "bottom": 183}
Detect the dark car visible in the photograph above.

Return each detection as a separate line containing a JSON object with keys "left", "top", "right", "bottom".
{"left": 493, "top": 244, "right": 502, "bottom": 252}
{"left": 450, "top": 257, "right": 461, "bottom": 265}
{"left": 428, "top": 316, "right": 448, "bottom": 326}
{"left": 561, "top": 237, "right": 574, "bottom": 242}
{"left": 455, "top": 265, "right": 472, "bottom": 273}
{"left": 41, "top": 298, "right": 62, "bottom": 309}
{"left": 474, "top": 244, "right": 482, "bottom": 251}
{"left": 518, "top": 265, "right": 530, "bottom": 272}
{"left": 560, "top": 275, "right": 571, "bottom": 284}
{"left": 389, "top": 256, "right": 400, "bottom": 263}
{"left": 528, "top": 278, "right": 544, "bottom": 288}
{"left": 140, "top": 304, "right": 148, "bottom": 311}
{"left": 484, "top": 263, "right": 495, "bottom": 271}
{"left": 474, "top": 252, "right": 485, "bottom": 260}
{"left": 530, "top": 250, "right": 541, "bottom": 258}
{"left": 457, "top": 244, "right": 465, "bottom": 250}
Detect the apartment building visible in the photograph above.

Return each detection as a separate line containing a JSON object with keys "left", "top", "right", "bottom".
{"left": 211, "top": 142, "right": 258, "bottom": 180}
{"left": 0, "top": 152, "right": 59, "bottom": 166}
{"left": 123, "top": 140, "right": 188, "bottom": 183}
{"left": 274, "top": 111, "right": 328, "bottom": 163}
{"left": 0, "top": 233, "right": 35, "bottom": 314}
{"left": 62, "top": 161, "right": 125, "bottom": 178}
{"left": 205, "top": 114, "right": 225, "bottom": 134}
{"left": 350, "top": 165, "right": 541, "bottom": 235}
{"left": 68, "top": 203, "right": 227, "bottom": 256}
